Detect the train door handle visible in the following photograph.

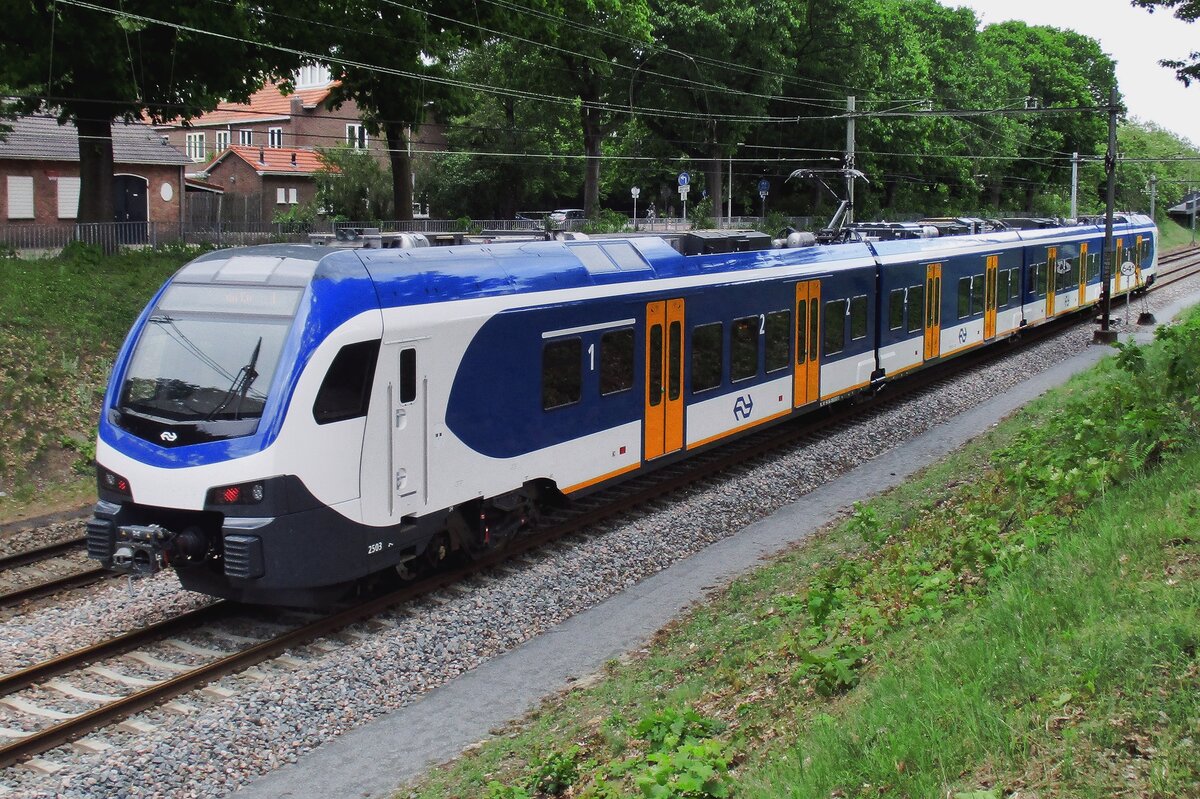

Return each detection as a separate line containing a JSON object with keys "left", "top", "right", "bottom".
{"left": 395, "top": 409, "right": 407, "bottom": 428}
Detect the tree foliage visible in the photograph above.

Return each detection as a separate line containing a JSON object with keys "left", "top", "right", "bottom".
{"left": 314, "top": 145, "right": 394, "bottom": 221}
{"left": 1132, "top": 0, "right": 1200, "bottom": 85}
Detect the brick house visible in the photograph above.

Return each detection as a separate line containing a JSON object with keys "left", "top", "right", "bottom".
{"left": 159, "top": 66, "right": 446, "bottom": 219}
{"left": 159, "top": 66, "right": 388, "bottom": 165}
{"left": 195, "top": 145, "right": 328, "bottom": 223}
{"left": 0, "top": 114, "right": 191, "bottom": 230}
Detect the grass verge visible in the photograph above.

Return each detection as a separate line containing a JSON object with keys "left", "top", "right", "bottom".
{"left": 398, "top": 311, "right": 1200, "bottom": 799}
{"left": 0, "top": 242, "right": 194, "bottom": 518}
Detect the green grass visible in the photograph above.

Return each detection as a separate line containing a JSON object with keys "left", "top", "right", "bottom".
{"left": 0, "top": 242, "right": 193, "bottom": 514}
{"left": 399, "top": 310, "right": 1200, "bottom": 799}
{"left": 1157, "top": 216, "right": 1198, "bottom": 251}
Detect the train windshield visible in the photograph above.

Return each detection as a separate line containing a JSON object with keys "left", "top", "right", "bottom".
{"left": 117, "top": 284, "right": 301, "bottom": 424}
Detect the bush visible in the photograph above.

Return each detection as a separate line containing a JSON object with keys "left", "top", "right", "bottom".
{"left": 581, "top": 209, "right": 630, "bottom": 234}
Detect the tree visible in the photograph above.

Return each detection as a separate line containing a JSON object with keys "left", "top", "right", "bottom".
{"left": 1132, "top": 0, "right": 1200, "bottom": 84}
{"left": 323, "top": 1, "right": 510, "bottom": 222}
{"left": 635, "top": 0, "right": 804, "bottom": 221}
{"left": 0, "top": 1, "right": 307, "bottom": 238}
{"left": 315, "top": 145, "right": 394, "bottom": 220}
{"left": 529, "top": 0, "right": 654, "bottom": 218}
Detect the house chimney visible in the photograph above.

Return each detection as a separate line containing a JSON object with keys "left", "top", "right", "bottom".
{"left": 258, "top": 146, "right": 265, "bottom": 164}
{"left": 290, "top": 96, "right": 302, "bottom": 116}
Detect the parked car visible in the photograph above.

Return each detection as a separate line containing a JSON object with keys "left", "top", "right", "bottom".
{"left": 549, "top": 208, "right": 586, "bottom": 225}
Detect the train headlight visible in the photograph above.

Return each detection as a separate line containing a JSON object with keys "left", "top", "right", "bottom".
{"left": 207, "top": 480, "right": 266, "bottom": 506}
{"left": 97, "top": 465, "right": 132, "bottom": 498}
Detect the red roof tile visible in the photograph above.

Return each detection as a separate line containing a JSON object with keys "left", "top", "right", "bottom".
{"left": 177, "top": 81, "right": 335, "bottom": 127}
{"left": 209, "top": 145, "right": 332, "bottom": 176}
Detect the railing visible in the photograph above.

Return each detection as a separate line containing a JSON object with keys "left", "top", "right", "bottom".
{"left": 0, "top": 213, "right": 884, "bottom": 255}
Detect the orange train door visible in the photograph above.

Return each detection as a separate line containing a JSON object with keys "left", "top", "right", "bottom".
{"left": 1046, "top": 248, "right": 1057, "bottom": 318}
{"left": 924, "top": 263, "right": 942, "bottom": 360}
{"left": 1078, "top": 243, "right": 1088, "bottom": 306}
{"left": 793, "top": 280, "right": 821, "bottom": 406}
{"left": 644, "top": 299, "right": 685, "bottom": 461}
{"left": 1114, "top": 238, "right": 1125, "bottom": 294}
{"left": 984, "top": 255, "right": 999, "bottom": 339}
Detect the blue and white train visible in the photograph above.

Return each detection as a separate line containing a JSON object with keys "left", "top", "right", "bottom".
{"left": 86, "top": 215, "right": 1157, "bottom": 605}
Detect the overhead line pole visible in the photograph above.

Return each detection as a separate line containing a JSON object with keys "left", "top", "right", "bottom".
{"left": 846, "top": 96, "right": 856, "bottom": 226}
{"left": 1094, "top": 86, "right": 1119, "bottom": 345}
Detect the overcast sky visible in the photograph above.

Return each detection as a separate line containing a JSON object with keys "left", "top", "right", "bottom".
{"left": 936, "top": 0, "right": 1199, "bottom": 148}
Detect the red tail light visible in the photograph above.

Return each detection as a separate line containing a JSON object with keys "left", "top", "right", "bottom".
{"left": 207, "top": 481, "right": 266, "bottom": 506}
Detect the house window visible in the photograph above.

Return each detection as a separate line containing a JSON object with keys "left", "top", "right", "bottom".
{"left": 185, "top": 132, "right": 205, "bottom": 161}
{"left": 347, "top": 124, "right": 368, "bottom": 149}
{"left": 239, "top": 129, "right": 253, "bottom": 146}
{"left": 215, "top": 130, "right": 230, "bottom": 152}
{"left": 296, "top": 64, "right": 331, "bottom": 89}
{"left": 288, "top": 188, "right": 298, "bottom": 204}
{"left": 276, "top": 188, "right": 287, "bottom": 204}
{"left": 57, "top": 176, "right": 81, "bottom": 219}
{"left": 7, "top": 176, "right": 33, "bottom": 219}
{"left": 268, "top": 127, "right": 283, "bottom": 148}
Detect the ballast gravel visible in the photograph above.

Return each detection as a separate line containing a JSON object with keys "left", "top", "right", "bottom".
{"left": 0, "top": 280, "right": 1193, "bottom": 799}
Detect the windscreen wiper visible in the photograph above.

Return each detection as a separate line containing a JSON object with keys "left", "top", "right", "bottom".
{"left": 207, "top": 337, "right": 262, "bottom": 421}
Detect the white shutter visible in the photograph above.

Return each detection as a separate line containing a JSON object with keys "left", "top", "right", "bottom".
{"left": 7, "top": 176, "right": 33, "bottom": 219}
{"left": 276, "top": 187, "right": 286, "bottom": 204}
{"left": 57, "top": 176, "right": 81, "bottom": 219}
{"left": 288, "top": 188, "right": 298, "bottom": 204}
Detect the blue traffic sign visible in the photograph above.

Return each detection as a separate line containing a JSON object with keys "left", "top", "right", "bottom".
{"left": 757, "top": 178, "right": 770, "bottom": 194}
{"left": 678, "top": 172, "right": 690, "bottom": 187}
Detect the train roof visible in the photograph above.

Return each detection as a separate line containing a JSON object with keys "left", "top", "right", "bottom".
{"left": 172, "top": 215, "right": 1155, "bottom": 308}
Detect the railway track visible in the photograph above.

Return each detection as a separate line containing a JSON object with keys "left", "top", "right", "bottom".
{"left": 1153, "top": 245, "right": 1200, "bottom": 289}
{"left": 2, "top": 251, "right": 1198, "bottom": 771}
{"left": 0, "top": 535, "right": 108, "bottom": 610}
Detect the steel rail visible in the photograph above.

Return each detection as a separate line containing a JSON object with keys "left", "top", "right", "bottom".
{"left": 0, "top": 567, "right": 110, "bottom": 609}
{"left": 0, "top": 536, "right": 87, "bottom": 572}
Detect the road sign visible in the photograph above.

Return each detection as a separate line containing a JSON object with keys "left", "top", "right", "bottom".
{"left": 631, "top": 186, "right": 641, "bottom": 199}
{"left": 679, "top": 185, "right": 690, "bottom": 196}
{"left": 1120, "top": 261, "right": 1135, "bottom": 276}
{"left": 757, "top": 178, "right": 770, "bottom": 194}
{"left": 678, "top": 172, "right": 690, "bottom": 187}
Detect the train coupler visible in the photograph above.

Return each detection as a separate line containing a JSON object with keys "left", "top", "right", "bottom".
{"left": 109, "top": 524, "right": 208, "bottom": 576}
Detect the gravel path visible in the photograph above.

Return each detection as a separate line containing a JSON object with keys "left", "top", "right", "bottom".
{"left": 0, "top": 277, "right": 1194, "bottom": 799}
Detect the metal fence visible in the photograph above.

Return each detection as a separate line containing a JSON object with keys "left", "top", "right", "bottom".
{"left": 0, "top": 213, "right": 858, "bottom": 255}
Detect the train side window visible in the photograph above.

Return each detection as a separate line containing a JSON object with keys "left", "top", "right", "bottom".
{"left": 824, "top": 299, "right": 846, "bottom": 355}
{"left": 312, "top": 340, "right": 381, "bottom": 424}
{"left": 1037, "top": 263, "right": 1049, "bottom": 297}
{"left": 970, "top": 275, "right": 985, "bottom": 316}
{"left": 399, "top": 347, "right": 417, "bottom": 403}
{"left": 1088, "top": 253, "right": 1101, "bottom": 281}
{"left": 997, "top": 270, "right": 1010, "bottom": 308}
{"left": 957, "top": 277, "right": 971, "bottom": 319}
{"left": 765, "top": 310, "right": 790, "bottom": 373}
{"left": 542, "top": 338, "right": 582, "bottom": 410}
{"left": 906, "top": 284, "right": 924, "bottom": 333}
{"left": 691, "top": 322, "right": 723, "bottom": 393}
{"left": 849, "top": 295, "right": 868, "bottom": 340}
{"left": 730, "top": 315, "right": 760, "bottom": 382}
{"left": 599, "top": 328, "right": 634, "bottom": 395}
{"left": 888, "top": 288, "right": 905, "bottom": 330}
{"left": 1009, "top": 268, "right": 1021, "bottom": 300}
